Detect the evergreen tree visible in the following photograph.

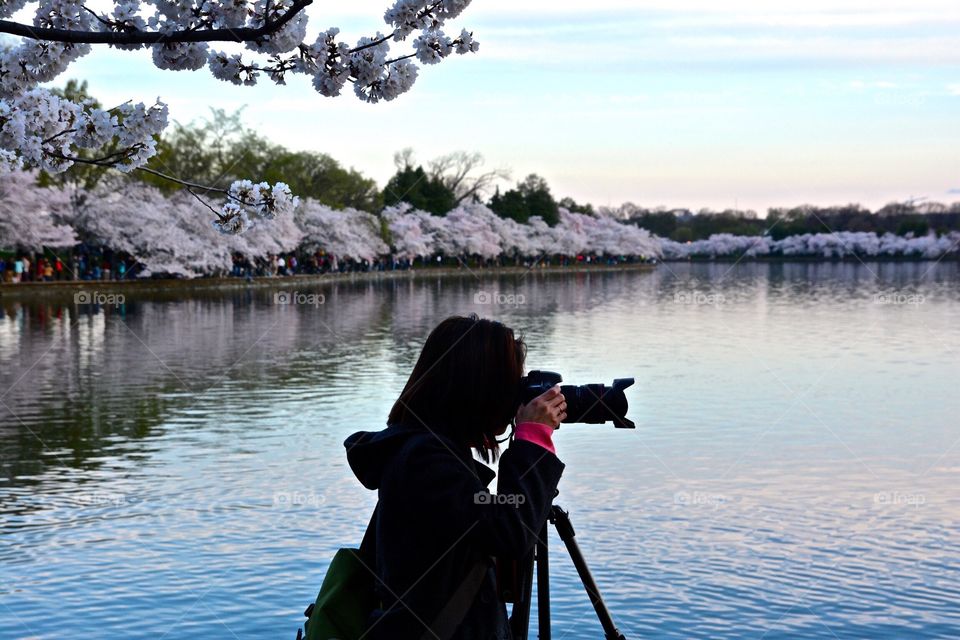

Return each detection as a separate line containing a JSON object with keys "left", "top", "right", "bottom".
{"left": 489, "top": 174, "right": 559, "bottom": 225}
{"left": 559, "top": 196, "right": 594, "bottom": 215}
{"left": 383, "top": 164, "right": 457, "bottom": 215}
{"left": 489, "top": 186, "right": 531, "bottom": 223}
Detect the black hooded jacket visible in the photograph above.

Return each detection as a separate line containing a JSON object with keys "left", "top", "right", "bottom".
{"left": 344, "top": 422, "right": 565, "bottom": 640}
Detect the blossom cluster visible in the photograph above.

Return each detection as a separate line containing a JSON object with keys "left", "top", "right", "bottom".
{"left": 213, "top": 180, "right": 300, "bottom": 234}
{"left": 0, "top": 87, "right": 168, "bottom": 174}
{"left": 156, "top": 0, "right": 478, "bottom": 100}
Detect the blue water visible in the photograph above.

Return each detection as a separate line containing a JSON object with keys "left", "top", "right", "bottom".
{"left": 1, "top": 262, "right": 959, "bottom": 638}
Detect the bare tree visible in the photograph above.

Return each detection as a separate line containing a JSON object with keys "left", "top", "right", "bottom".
{"left": 427, "top": 150, "right": 510, "bottom": 204}
{"left": 393, "top": 147, "right": 418, "bottom": 170}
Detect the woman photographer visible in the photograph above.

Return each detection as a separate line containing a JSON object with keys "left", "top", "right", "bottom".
{"left": 344, "top": 314, "right": 566, "bottom": 639}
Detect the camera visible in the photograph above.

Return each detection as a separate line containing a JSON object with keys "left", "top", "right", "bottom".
{"left": 518, "top": 370, "right": 636, "bottom": 428}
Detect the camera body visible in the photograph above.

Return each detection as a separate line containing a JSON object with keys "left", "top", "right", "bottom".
{"left": 518, "top": 370, "right": 636, "bottom": 428}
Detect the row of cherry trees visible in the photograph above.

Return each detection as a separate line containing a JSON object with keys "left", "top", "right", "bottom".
{"left": 5, "top": 170, "right": 958, "bottom": 278}
{"left": 0, "top": 171, "right": 662, "bottom": 277}
{"left": 660, "top": 232, "right": 960, "bottom": 260}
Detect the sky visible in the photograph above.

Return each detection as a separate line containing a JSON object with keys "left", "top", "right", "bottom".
{"left": 42, "top": 0, "right": 960, "bottom": 214}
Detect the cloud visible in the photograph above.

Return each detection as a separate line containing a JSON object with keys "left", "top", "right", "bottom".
{"left": 947, "top": 84, "right": 960, "bottom": 95}
{"left": 948, "top": 188, "right": 960, "bottom": 194}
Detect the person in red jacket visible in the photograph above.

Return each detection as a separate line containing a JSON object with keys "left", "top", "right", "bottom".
{"left": 344, "top": 314, "right": 566, "bottom": 639}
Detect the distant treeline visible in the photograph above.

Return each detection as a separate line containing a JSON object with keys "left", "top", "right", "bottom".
{"left": 611, "top": 203, "right": 960, "bottom": 242}
{"left": 40, "top": 82, "right": 960, "bottom": 245}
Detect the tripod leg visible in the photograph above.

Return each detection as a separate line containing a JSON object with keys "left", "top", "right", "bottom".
{"left": 537, "top": 524, "right": 550, "bottom": 640}
{"left": 550, "top": 505, "right": 626, "bottom": 640}
{"left": 509, "top": 544, "right": 535, "bottom": 640}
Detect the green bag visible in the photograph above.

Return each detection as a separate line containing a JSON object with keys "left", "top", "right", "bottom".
{"left": 297, "top": 503, "right": 488, "bottom": 640}
{"left": 299, "top": 506, "right": 380, "bottom": 640}
{"left": 302, "top": 547, "right": 379, "bottom": 640}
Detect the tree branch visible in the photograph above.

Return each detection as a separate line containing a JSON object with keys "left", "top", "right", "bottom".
{"left": 48, "top": 151, "right": 267, "bottom": 219}
{"left": 383, "top": 52, "right": 416, "bottom": 65}
{"left": 136, "top": 165, "right": 230, "bottom": 197}
{"left": 51, "top": 151, "right": 230, "bottom": 196}
{"left": 184, "top": 185, "right": 226, "bottom": 217}
{"left": 0, "top": 0, "right": 312, "bottom": 45}
{"left": 80, "top": 5, "right": 113, "bottom": 28}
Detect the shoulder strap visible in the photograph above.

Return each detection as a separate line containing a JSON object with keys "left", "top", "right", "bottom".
{"left": 419, "top": 558, "right": 490, "bottom": 640}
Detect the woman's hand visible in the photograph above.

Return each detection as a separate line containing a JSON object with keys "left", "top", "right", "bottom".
{"left": 516, "top": 385, "right": 566, "bottom": 428}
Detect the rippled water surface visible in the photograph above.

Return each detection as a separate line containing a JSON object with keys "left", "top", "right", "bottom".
{"left": 2, "top": 262, "right": 959, "bottom": 639}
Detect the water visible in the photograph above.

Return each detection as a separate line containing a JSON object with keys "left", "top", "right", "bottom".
{"left": 1, "top": 262, "right": 959, "bottom": 639}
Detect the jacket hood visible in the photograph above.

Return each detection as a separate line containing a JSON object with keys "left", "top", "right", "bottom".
{"left": 344, "top": 422, "right": 496, "bottom": 490}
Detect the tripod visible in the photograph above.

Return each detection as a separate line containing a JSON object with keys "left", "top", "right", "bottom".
{"left": 507, "top": 504, "right": 627, "bottom": 640}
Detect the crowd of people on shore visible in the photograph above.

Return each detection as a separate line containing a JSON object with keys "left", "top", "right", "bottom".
{"left": 0, "top": 249, "right": 134, "bottom": 283}
{"left": 228, "top": 250, "right": 634, "bottom": 278}
{"left": 1, "top": 255, "right": 62, "bottom": 283}
{"left": 2, "top": 246, "right": 642, "bottom": 285}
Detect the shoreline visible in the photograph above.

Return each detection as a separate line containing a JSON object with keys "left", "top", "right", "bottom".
{"left": 664, "top": 255, "right": 959, "bottom": 263}
{"left": 0, "top": 262, "right": 656, "bottom": 300}
{"left": 2, "top": 255, "right": 955, "bottom": 301}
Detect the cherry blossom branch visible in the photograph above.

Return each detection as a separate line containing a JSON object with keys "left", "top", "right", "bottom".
{"left": 137, "top": 166, "right": 230, "bottom": 197}
{"left": 47, "top": 151, "right": 296, "bottom": 231}
{"left": 348, "top": 32, "right": 395, "bottom": 54}
{"left": 184, "top": 186, "right": 227, "bottom": 217}
{"left": 43, "top": 128, "right": 78, "bottom": 145}
{"left": 52, "top": 151, "right": 226, "bottom": 195}
{"left": 80, "top": 5, "right": 113, "bottom": 28}
{"left": 0, "top": 0, "right": 313, "bottom": 45}
{"left": 384, "top": 53, "right": 417, "bottom": 65}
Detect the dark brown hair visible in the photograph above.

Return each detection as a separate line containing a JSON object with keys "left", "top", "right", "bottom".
{"left": 388, "top": 314, "right": 526, "bottom": 463}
